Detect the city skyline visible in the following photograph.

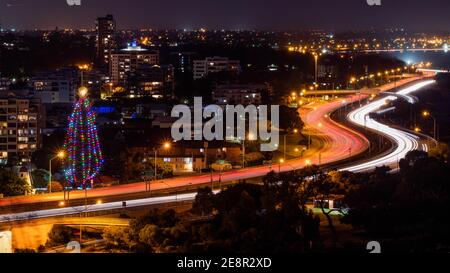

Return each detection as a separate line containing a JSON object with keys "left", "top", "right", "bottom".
{"left": 0, "top": 0, "right": 450, "bottom": 31}
{"left": 1, "top": 0, "right": 450, "bottom": 257}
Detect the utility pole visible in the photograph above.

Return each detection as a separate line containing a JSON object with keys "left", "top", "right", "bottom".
{"left": 242, "top": 139, "right": 245, "bottom": 168}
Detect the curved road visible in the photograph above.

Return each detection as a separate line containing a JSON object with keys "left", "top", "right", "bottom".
{"left": 0, "top": 100, "right": 369, "bottom": 208}
{"left": 342, "top": 80, "right": 436, "bottom": 172}
{"left": 0, "top": 75, "right": 433, "bottom": 209}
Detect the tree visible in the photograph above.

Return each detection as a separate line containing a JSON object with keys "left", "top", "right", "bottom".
{"left": 192, "top": 187, "right": 215, "bottom": 216}
{"left": 429, "top": 143, "right": 449, "bottom": 164}
{"left": 64, "top": 90, "right": 104, "bottom": 189}
{"left": 49, "top": 181, "right": 63, "bottom": 192}
{"left": 279, "top": 105, "right": 304, "bottom": 132}
{"left": 46, "top": 225, "right": 73, "bottom": 247}
{"left": 31, "top": 169, "right": 49, "bottom": 189}
{"left": 0, "top": 168, "right": 31, "bottom": 197}
{"left": 139, "top": 225, "right": 163, "bottom": 251}
{"left": 312, "top": 171, "right": 346, "bottom": 247}
{"left": 342, "top": 151, "right": 450, "bottom": 251}
{"left": 103, "top": 226, "right": 136, "bottom": 251}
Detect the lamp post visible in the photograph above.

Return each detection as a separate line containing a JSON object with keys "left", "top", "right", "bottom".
{"left": 279, "top": 158, "right": 284, "bottom": 173}
{"left": 49, "top": 151, "right": 65, "bottom": 194}
{"left": 78, "top": 64, "right": 90, "bottom": 87}
{"left": 313, "top": 53, "right": 319, "bottom": 86}
{"left": 242, "top": 133, "right": 254, "bottom": 169}
{"left": 283, "top": 129, "right": 300, "bottom": 158}
{"left": 423, "top": 111, "right": 437, "bottom": 141}
{"left": 161, "top": 180, "right": 177, "bottom": 203}
{"left": 242, "top": 139, "right": 245, "bottom": 169}
{"left": 152, "top": 142, "right": 171, "bottom": 195}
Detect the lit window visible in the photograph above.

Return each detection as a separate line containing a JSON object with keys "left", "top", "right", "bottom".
{"left": 18, "top": 144, "right": 27, "bottom": 150}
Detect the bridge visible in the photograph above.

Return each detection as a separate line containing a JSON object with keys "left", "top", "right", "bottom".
{"left": 417, "top": 68, "right": 450, "bottom": 73}
{"left": 52, "top": 217, "right": 130, "bottom": 227}
{"left": 361, "top": 46, "right": 448, "bottom": 53}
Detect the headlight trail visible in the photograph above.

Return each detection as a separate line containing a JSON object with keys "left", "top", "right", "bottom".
{"left": 342, "top": 80, "right": 435, "bottom": 172}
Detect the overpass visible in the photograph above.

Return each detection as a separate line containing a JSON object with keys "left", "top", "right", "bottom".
{"left": 362, "top": 47, "right": 448, "bottom": 53}
{"left": 52, "top": 217, "right": 130, "bottom": 227}
{"left": 0, "top": 193, "right": 198, "bottom": 224}
{"left": 417, "top": 68, "right": 450, "bottom": 73}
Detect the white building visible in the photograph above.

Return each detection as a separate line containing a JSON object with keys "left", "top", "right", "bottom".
{"left": 193, "top": 57, "right": 240, "bottom": 80}
{"left": 30, "top": 68, "right": 78, "bottom": 104}
{"left": 0, "top": 78, "right": 11, "bottom": 91}
{"left": 212, "top": 84, "right": 265, "bottom": 105}
{"left": 110, "top": 43, "right": 160, "bottom": 85}
{"left": 0, "top": 231, "right": 12, "bottom": 254}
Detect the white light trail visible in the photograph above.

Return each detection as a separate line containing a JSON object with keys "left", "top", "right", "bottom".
{"left": 0, "top": 192, "right": 207, "bottom": 223}
{"left": 341, "top": 80, "right": 435, "bottom": 172}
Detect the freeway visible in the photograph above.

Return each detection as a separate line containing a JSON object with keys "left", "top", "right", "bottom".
{"left": 342, "top": 80, "right": 436, "bottom": 172}
{"left": 0, "top": 74, "right": 433, "bottom": 217}
{"left": 0, "top": 193, "right": 198, "bottom": 223}
{"left": 0, "top": 100, "right": 371, "bottom": 210}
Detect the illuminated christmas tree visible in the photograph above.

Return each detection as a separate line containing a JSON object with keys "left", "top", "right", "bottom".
{"left": 64, "top": 87, "right": 104, "bottom": 189}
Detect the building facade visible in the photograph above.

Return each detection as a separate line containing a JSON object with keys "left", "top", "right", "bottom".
{"left": 127, "top": 64, "right": 174, "bottom": 98}
{"left": 0, "top": 77, "right": 11, "bottom": 91}
{"left": 169, "top": 51, "right": 197, "bottom": 74}
{"left": 0, "top": 94, "right": 42, "bottom": 165}
{"left": 96, "top": 14, "right": 116, "bottom": 66}
{"left": 193, "top": 57, "right": 240, "bottom": 80}
{"left": 212, "top": 84, "right": 265, "bottom": 105}
{"left": 110, "top": 43, "right": 160, "bottom": 86}
{"left": 30, "top": 68, "right": 78, "bottom": 104}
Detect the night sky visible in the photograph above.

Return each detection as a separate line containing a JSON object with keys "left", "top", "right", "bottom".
{"left": 0, "top": 0, "right": 449, "bottom": 31}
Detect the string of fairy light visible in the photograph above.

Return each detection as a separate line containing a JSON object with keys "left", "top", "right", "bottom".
{"left": 64, "top": 88, "right": 104, "bottom": 188}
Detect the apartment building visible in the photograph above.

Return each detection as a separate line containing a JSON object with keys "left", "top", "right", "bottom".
{"left": 0, "top": 94, "right": 42, "bottom": 165}
{"left": 193, "top": 57, "right": 240, "bottom": 80}
{"left": 110, "top": 43, "right": 160, "bottom": 85}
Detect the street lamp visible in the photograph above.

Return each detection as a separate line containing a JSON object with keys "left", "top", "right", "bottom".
{"left": 108, "top": 82, "right": 114, "bottom": 97}
{"left": 242, "top": 133, "right": 254, "bottom": 169}
{"left": 78, "top": 64, "right": 90, "bottom": 87}
{"left": 279, "top": 158, "right": 285, "bottom": 173}
{"left": 313, "top": 53, "right": 319, "bottom": 86}
{"left": 49, "top": 151, "right": 65, "bottom": 194}
{"left": 423, "top": 111, "right": 437, "bottom": 141}
{"left": 161, "top": 180, "right": 178, "bottom": 203}
{"left": 283, "top": 128, "right": 300, "bottom": 159}
{"left": 152, "top": 142, "right": 171, "bottom": 194}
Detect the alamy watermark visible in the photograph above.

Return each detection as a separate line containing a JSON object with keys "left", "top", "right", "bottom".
{"left": 367, "top": 0, "right": 381, "bottom": 6}
{"left": 66, "top": 0, "right": 81, "bottom": 6}
{"left": 366, "top": 241, "right": 382, "bottom": 253}
{"left": 171, "top": 97, "right": 280, "bottom": 152}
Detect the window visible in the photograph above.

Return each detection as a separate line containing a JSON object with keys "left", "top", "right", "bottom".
{"left": 18, "top": 144, "right": 28, "bottom": 150}
{"left": 18, "top": 115, "right": 28, "bottom": 122}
